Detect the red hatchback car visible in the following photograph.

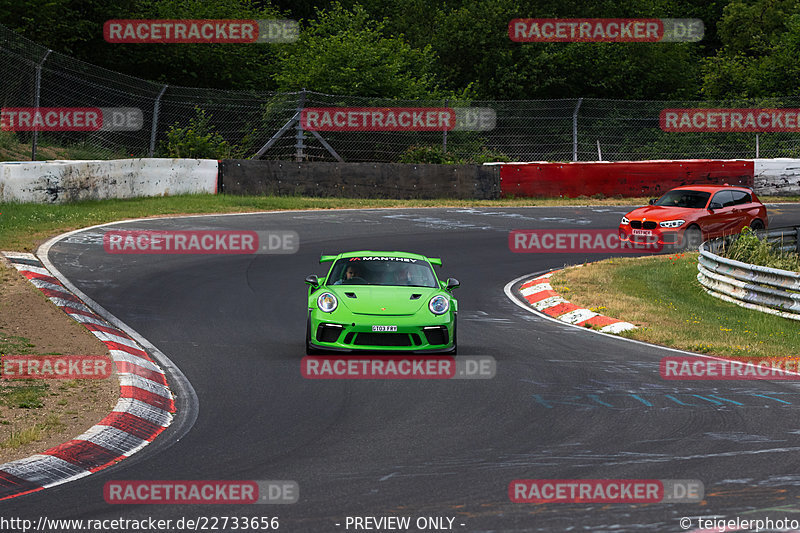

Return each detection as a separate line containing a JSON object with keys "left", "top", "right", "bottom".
{"left": 619, "top": 185, "right": 768, "bottom": 249}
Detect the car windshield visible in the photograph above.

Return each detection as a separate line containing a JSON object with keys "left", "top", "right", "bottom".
{"left": 653, "top": 190, "right": 711, "bottom": 208}
{"left": 327, "top": 257, "right": 438, "bottom": 287}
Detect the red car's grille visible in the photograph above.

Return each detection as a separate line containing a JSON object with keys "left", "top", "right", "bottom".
{"left": 630, "top": 220, "right": 657, "bottom": 229}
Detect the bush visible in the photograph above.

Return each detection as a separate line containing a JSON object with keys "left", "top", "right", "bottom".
{"left": 159, "top": 108, "right": 233, "bottom": 159}
{"left": 721, "top": 226, "right": 800, "bottom": 272}
{"left": 399, "top": 145, "right": 459, "bottom": 164}
{"left": 0, "top": 130, "right": 17, "bottom": 150}
{"left": 399, "top": 144, "right": 510, "bottom": 164}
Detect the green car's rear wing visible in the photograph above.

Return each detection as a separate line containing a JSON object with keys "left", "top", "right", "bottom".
{"left": 429, "top": 258, "right": 442, "bottom": 266}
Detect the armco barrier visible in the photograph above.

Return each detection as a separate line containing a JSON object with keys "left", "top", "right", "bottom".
{"left": 697, "top": 227, "right": 800, "bottom": 321}
{"left": 0, "top": 159, "right": 218, "bottom": 203}
{"left": 494, "top": 160, "right": 754, "bottom": 198}
{"left": 218, "top": 160, "right": 500, "bottom": 199}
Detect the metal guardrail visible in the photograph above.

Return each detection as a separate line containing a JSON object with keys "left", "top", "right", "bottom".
{"left": 697, "top": 227, "right": 800, "bottom": 320}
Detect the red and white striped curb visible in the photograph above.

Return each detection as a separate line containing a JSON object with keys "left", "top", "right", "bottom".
{"left": 518, "top": 271, "right": 637, "bottom": 334}
{"left": 0, "top": 251, "right": 174, "bottom": 501}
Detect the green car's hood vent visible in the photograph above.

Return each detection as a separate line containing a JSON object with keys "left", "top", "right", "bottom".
{"left": 333, "top": 286, "right": 437, "bottom": 315}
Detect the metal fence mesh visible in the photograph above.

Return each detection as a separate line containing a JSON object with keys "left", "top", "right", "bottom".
{"left": 3, "top": 23, "right": 800, "bottom": 163}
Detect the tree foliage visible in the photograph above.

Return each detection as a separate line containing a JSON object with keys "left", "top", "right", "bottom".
{"left": 701, "top": 0, "right": 800, "bottom": 98}
{"left": 273, "top": 3, "right": 445, "bottom": 98}
{"left": 0, "top": 0, "right": 796, "bottom": 101}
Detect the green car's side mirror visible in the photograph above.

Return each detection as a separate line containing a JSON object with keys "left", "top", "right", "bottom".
{"left": 305, "top": 275, "right": 319, "bottom": 288}
{"left": 446, "top": 278, "right": 460, "bottom": 290}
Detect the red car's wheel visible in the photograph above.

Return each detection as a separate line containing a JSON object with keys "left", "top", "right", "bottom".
{"left": 682, "top": 225, "right": 703, "bottom": 251}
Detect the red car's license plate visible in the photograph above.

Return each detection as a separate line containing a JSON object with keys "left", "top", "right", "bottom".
{"left": 632, "top": 229, "right": 652, "bottom": 236}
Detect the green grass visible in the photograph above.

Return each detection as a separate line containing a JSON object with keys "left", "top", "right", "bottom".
{"left": 551, "top": 253, "right": 800, "bottom": 359}
{"left": 0, "top": 131, "right": 130, "bottom": 161}
{"left": 0, "top": 334, "right": 35, "bottom": 356}
{"left": 0, "top": 415, "right": 62, "bottom": 449}
{"left": 0, "top": 384, "right": 49, "bottom": 409}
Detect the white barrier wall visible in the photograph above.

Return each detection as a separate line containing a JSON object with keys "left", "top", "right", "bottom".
{"left": 0, "top": 158, "right": 218, "bottom": 203}
{"left": 754, "top": 158, "right": 800, "bottom": 196}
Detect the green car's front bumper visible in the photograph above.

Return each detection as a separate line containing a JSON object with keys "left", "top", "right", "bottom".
{"left": 307, "top": 311, "right": 456, "bottom": 354}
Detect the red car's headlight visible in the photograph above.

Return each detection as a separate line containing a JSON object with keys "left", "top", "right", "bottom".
{"left": 659, "top": 219, "right": 686, "bottom": 228}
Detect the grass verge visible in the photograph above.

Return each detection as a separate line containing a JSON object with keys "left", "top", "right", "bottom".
{"left": 549, "top": 253, "right": 800, "bottom": 359}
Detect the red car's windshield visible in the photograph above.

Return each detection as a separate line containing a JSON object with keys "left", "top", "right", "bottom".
{"left": 654, "top": 190, "right": 711, "bottom": 208}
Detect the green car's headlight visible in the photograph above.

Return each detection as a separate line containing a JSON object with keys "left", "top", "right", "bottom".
{"left": 317, "top": 292, "right": 338, "bottom": 313}
{"left": 429, "top": 295, "right": 449, "bottom": 315}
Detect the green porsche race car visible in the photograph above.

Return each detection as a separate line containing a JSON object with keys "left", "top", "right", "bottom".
{"left": 305, "top": 251, "right": 459, "bottom": 354}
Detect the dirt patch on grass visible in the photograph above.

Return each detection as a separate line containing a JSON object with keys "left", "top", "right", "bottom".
{"left": 0, "top": 260, "right": 118, "bottom": 463}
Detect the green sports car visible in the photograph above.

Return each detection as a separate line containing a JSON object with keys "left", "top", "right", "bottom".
{"left": 305, "top": 251, "right": 459, "bottom": 354}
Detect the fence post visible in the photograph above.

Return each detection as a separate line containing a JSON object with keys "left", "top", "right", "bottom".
{"left": 443, "top": 98, "right": 449, "bottom": 155}
{"left": 755, "top": 133, "right": 760, "bottom": 158}
{"left": 295, "top": 89, "right": 306, "bottom": 161}
{"left": 31, "top": 49, "right": 52, "bottom": 161}
{"left": 148, "top": 84, "right": 168, "bottom": 157}
{"left": 572, "top": 98, "right": 583, "bottom": 162}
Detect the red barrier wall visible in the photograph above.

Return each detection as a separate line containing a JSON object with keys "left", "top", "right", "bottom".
{"left": 498, "top": 160, "right": 755, "bottom": 198}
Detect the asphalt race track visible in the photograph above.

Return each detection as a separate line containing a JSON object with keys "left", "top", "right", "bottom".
{"left": 8, "top": 204, "right": 800, "bottom": 532}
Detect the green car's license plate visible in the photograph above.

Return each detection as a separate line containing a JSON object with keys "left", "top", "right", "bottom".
{"left": 372, "top": 325, "right": 397, "bottom": 332}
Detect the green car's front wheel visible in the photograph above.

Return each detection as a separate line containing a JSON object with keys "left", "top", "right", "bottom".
{"left": 450, "top": 317, "right": 457, "bottom": 355}
{"left": 306, "top": 314, "right": 321, "bottom": 355}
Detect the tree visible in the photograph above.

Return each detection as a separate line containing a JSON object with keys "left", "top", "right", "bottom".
{"left": 429, "top": 0, "right": 705, "bottom": 99}
{"left": 0, "top": 0, "right": 287, "bottom": 90}
{"left": 272, "top": 3, "right": 447, "bottom": 98}
{"left": 701, "top": 0, "right": 800, "bottom": 98}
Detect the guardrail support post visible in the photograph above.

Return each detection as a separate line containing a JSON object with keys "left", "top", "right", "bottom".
{"left": 796, "top": 226, "right": 800, "bottom": 254}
